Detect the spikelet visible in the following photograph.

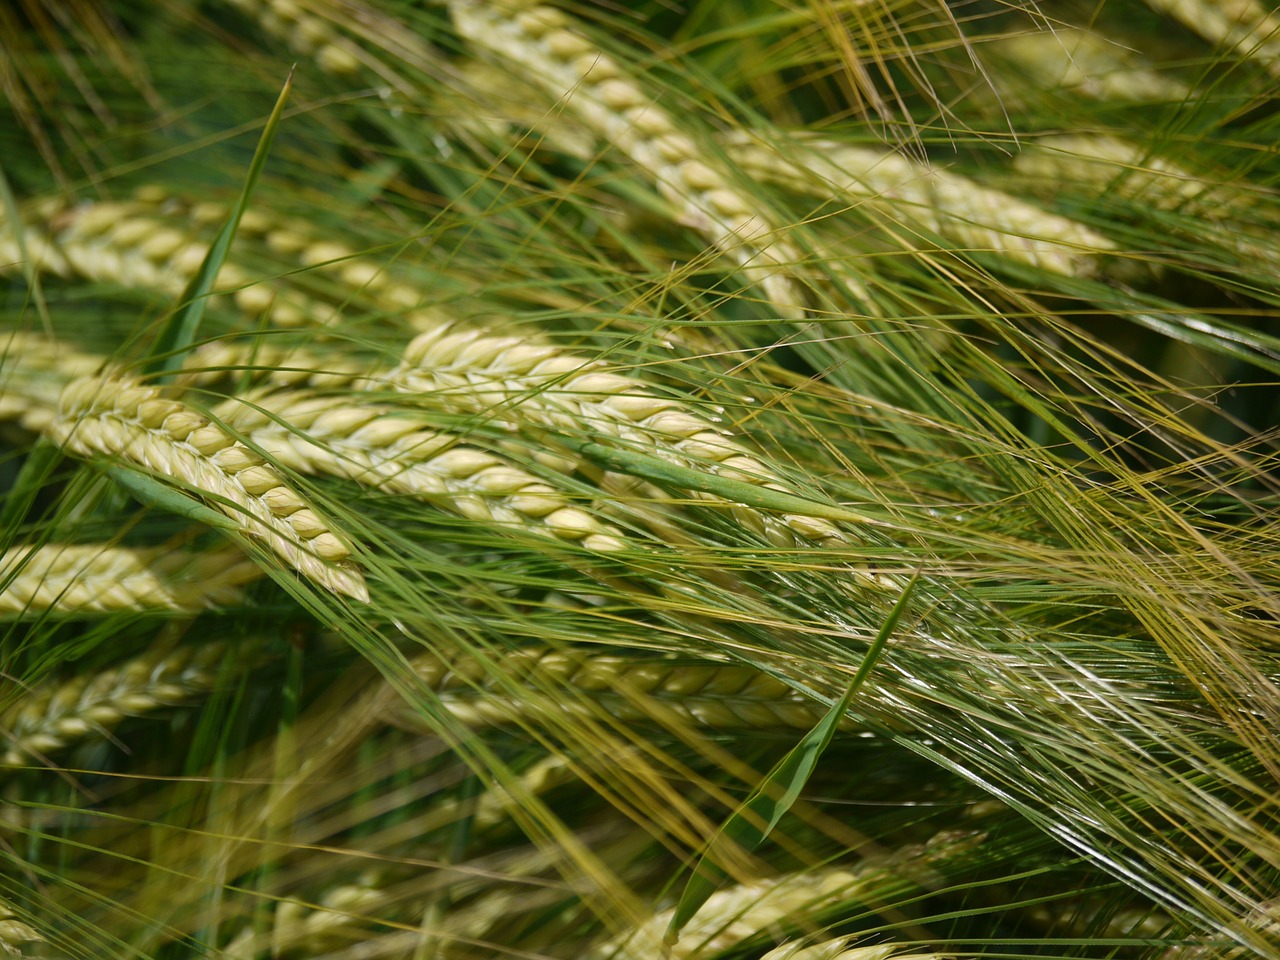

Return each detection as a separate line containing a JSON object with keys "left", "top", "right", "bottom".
{"left": 0, "top": 191, "right": 339, "bottom": 327}
{"left": 47, "top": 376, "right": 369, "bottom": 600}
{"left": 1, "top": 640, "right": 242, "bottom": 766}
{"left": 599, "top": 830, "right": 985, "bottom": 959}
{"left": 0, "top": 543, "right": 261, "bottom": 618}
{"left": 392, "top": 325, "right": 846, "bottom": 547}
{"left": 0, "top": 196, "right": 70, "bottom": 277}
{"left": 174, "top": 339, "right": 375, "bottom": 391}
{"left": 1024, "top": 896, "right": 1171, "bottom": 941}
{"left": 448, "top": 0, "right": 808, "bottom": 316}
{"left": 1, "top": 194, "right": 208, "bottom": 292}
{"left": 387, "top": 647, "right": 862, "bottom": 733}
{"left": 1144, "top": 0, "right": 1280, "bottom": 77}
{"left": 1013, "top": 134, "right": 1232, "bottom": 218}
{"left": 1159, "top": 898, "right": 1280, "bottom": 960}
{"left": 993, "top": 27, "right": 1190, "bottom": 102}
{"left": 728, "top": 132, "right": 1117, "bottom": 277}
{"left": 214, "top": 387, "right": 630, "bottom": 551}
{"left": 220, "top": 0, "right": 362, "bottom": 74}
{"left": 0, "top": 332, "right": 115, "bottom": 432}
{"left": 221, "top": 875, "right": 387, "bottom": 960}
{"left": 0, "top": 899, "right": 42, "bottom": 957}
{"left": 761, "top": 940, "right": 948, "bottom": 960}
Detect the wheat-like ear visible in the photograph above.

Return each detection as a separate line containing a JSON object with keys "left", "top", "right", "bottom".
{"left": 726, "top": 131, "right": 1117, "bottom": 277}
{"left": 175, "top": 339, "right": 375, "bottom": 391}
{"left": 992, "top": 26, "right": 1190, "bottom": 102}
{"left": 447, "top": 0, "right": 812, "bottom": 317}
{"left": 1143, "top": 0, "right": 1280, "bottom": 76}
{"left": 392, "top": 324, "right": 846, "bottom": 546}
{"left": 761, "top": 940, "right": 948, "bottom": 960}
{"left": 220, "top": 876, "right": 388, "bottom": 960}
{"left": 601, "top": 829, "right": 986, "bottom": 959}
{"left": 1013, "top": 134, "right": 1235, "bottom": 218}
{"left": 385, "top": 647, "right": 867, "bottom": 733}
{"left": 0, "top": 193, "right": 204, "bottom": 289}
{"left": 0, "top": 638, "right": 247, "bottom": 766}
{"left": 1023, "top": 896, "right": 1172, "bottom": 942}
{"left": 220, "top": 0, "right": 363, "bottom": 74}
{"left": 0, "top": 191, "right": 354, "bottom": 327}
{"left": 0, "top": 899, "right": 43, "bottom": 956}
{"left": 0, "top": 543, "right": 260, "bottom": 618}
{"left": 0, "top": 332, "right": 117, "bottom": 432}
{"left": 214, "top": 387, "right": 631, "bottom": 551}
{"left": 48, "top": 376, "right": 368, "bottom": 600}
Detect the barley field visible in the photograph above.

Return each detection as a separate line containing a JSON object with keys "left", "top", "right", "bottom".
{"left": 2, "top": 1, "right": 1279, "bottom": 958}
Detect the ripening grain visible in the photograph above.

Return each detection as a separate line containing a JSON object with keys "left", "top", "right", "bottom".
{"left": 600, "top": 830, "right": 985, "bottom": 959}
{"left": 0, "top": 638, "right": 246, "bottom": 765}
{"left": 728, "top": 131, "right": 1117, "bottom": 276}
{"left": 0, "top": 543, "right": 259, "bottom": 618}
{"left": 48, "top": 376, "right": 368, "bottom": 600}
{"left": 391, "top": 325, "right": 846, "bottom": 546}
{"left": 448, "top": 0, "right": 810, "bottom": 316}
{"left": 215, "top": 387, "right": 630, "bottom": 551}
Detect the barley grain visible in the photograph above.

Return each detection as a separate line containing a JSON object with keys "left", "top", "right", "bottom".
{"left": 1144, "top": 0, "right": 1280, "bottom": 77}
{"left": 600, "top": 830, "right": 984, "bottom": 959}
{"left": 214, "top": 388, "right": 630, "bottom": 550}
{"left": 385, "top": 648, "right": 868, "bottom": 734}
{"left": 448, "top": 0, "right": 809, "bottom": 317}
{"left": 762, "top": 940, "right": 946, "bottom": 960}
{"left": 728, "top": 132, "right": 1116, "bottom": 276}
{"left": 1024, "top": 897, "right": 1171, "bottom": 941}
{"left": 0, "top": 639, "right": 248, "bottom": 766}
{"left": 0, "top": 543, "right": 260, "bottom": 619}
{"left": 0, "top": 199, "right": 70, "bottom": 276}
{"left": 392, "top": 325, "right": 846, "bottom": 546}
{"left": 0, "top": 332, "right": 115, "bottom": 433}
{"left": 994, "top": 28, "right": 1189, "bottom": 102}
{"left": 175, "top": 339, "right": 375, "bottom": 391}
{"left": 221, "top": 875, "right": 387, "bottom": 960}
{"left": 48, "top": 376, "right": 369, "bottom": 600}
{"left": 0, "top": 900, "right": 41, "bottom": 956}
{"left": 1013, "top": 135, "right": 1231, "bottom": 218}
{"left": 1, "top": 193, "right": 341, "bottom": 327}
{"left": 221, "top": 0, "right": 362, "bottom": 74}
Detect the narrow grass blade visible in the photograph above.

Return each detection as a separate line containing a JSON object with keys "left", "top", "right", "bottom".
{"left": 565, "top": 437, "right": 874, "bottom": 525}
{"left": 0, "top": 441, "right": 63, "bottom": 533}
{"left": 665, "top": 574, "right": 921, "bottom": 945}
{"left": 106, "top": 465, "right": 240, "bottom": 532}
{"left": 144, "top": 67, "right": 295, "bottom": 380}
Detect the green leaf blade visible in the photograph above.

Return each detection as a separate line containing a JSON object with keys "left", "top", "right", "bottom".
{"left": 665, "top": 573, "right": 921, "bottom": 944}
{"left": 144, "top": 66, "right": 295, "bottom": 380}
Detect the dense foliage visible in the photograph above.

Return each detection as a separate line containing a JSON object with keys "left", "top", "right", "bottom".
{"left": 2, "top": 1, "right": 1279, "bottom": 958}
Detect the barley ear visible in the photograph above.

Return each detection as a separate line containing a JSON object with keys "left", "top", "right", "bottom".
{"left": 602, "top": 829, "right": 984, "bottom": 959}
{"left": 391, "top": 326, "right": 848, "bottom": 546}
{"left": 1, "top": 640, "right": 243, "bottom": 766}
{"left": 448, "top": 0, "right": 810, "bottom": 316}
{"left": 1143, "top": 0, "right": 1280, "bottom": 77}
{"left": 215, "top": 387, "right": 631, "bottom": 551}
{"left": 761, "top": 941, "right": 949, "bottom": 960}
{"left": 48, "top": 376, "right": 369, "bottom": 601}
{"left": 0, "top": 544, "right": 261, "bottom": 618}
